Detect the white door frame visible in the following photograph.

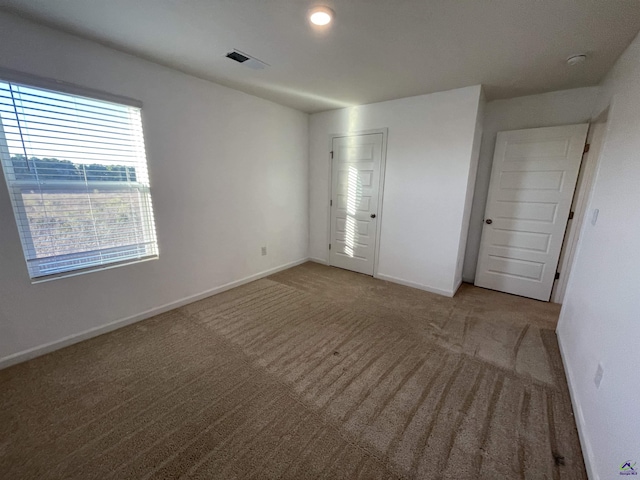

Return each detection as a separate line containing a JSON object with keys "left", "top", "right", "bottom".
{"left": 551, "top": 109, "right": 609, "bottom": 303}
{"left": 326, "top": 128, "right": 388, "bottom": 277}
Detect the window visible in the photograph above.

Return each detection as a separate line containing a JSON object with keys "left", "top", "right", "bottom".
{"left": 0, "top": 75, "right": 158, "bottom": 280}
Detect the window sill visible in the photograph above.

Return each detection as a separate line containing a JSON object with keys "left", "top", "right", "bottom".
{"left": 30, "top": 255, "right": 159, "bottom": 284}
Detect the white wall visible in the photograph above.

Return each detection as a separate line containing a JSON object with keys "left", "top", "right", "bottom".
{"left": 462, "top": 87, "right": 599, "bottom": 282}
{"left": 557, "top": 31, "right": 640, "bottom": 480}
{"left": 0, "top": 12, "right": 309, "bottom": 366}
{"left": 454, "top": 90, "right": 485, "bottom": 287}
{"left": 309, "top": 86, "right": 483, "bottom": 296}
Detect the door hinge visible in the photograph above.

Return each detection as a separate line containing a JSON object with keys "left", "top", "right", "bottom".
{"left": 329, "top": 243, "right": 331, "bottom": 250}
{"left": 584, "top": 143, "right": 590, "bottom": 154}
{"left": 330, "top": 199, "right": 333, "bottom": 207}
{"left": 330, "top": 151, "right": 334, "bottom": 159}
{"left": 555, "top": 272, "right": 560, "bottom": 280}
{"left": 568, "top": 211, "right": 574, "bottom": 220}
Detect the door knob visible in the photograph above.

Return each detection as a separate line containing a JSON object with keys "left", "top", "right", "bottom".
{"left": 370, "top": 214, "right": 376, "bottom": 218}
{"left": 485, "top": 219, "right": 493, "bottom": 224}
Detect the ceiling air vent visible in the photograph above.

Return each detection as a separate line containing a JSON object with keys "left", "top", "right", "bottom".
{"left": 226, "top": 51, "right": 249, "bottom": 63}
{"left": 225, "top": 49, "right": 268, "bottom": 70}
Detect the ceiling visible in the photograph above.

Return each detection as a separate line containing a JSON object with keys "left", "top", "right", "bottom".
{"left": 2, "top": 0, "right": 640, "bottom": 113}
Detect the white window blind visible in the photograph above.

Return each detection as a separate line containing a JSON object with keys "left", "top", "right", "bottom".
{"left": 0, "top": 78, "right": 158, "bottom": 279}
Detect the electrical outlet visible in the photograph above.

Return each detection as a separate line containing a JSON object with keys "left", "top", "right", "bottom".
{"left": 261, "top": 246, "right": 267, "bottom": 256}
{"left": 594, "top": 363, "right": 604, "bottom": 388}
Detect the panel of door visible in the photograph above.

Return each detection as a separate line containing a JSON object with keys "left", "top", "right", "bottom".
{"left": 475, "top": 124, "right": 589, "bottom": 301}
{"left": 329, "top": 133, "right": 383, "bottom": 276}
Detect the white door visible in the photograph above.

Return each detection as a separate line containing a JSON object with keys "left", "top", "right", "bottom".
{"left": 475, "top": 124, "right": 588, "bottom": 301}
{"left": 329, "top": 133, "right": 384, "bottom": 275}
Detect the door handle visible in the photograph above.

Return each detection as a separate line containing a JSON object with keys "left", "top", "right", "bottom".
{"left": 370, "top": 214, "right": 376, "bottom": 218}
{"left": 485, "top": 219, "right": 493, "bottom": 225}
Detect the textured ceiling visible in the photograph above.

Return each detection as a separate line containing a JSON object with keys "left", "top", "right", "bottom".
{"left": 2, "top": 0, "right": 640, "bottom": 112}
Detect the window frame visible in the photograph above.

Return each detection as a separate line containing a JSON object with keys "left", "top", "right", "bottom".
{"left": 0, "top": 68, "right": 158, "bottom": 282}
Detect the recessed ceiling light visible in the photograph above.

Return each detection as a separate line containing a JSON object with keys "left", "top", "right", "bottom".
{"left": 567, "top": 54, "right": 587, "bottom": 66}
{"left": 309, "top": 6, "right": 334, "bottom": 26}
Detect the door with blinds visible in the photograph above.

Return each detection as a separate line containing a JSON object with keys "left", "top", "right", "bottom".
{"left": 0, "top": 75, "right": 158, "bottom": 280}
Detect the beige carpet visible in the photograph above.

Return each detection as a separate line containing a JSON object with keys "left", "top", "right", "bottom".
{"left": 0, "top": 262, "right": 586, "bottom": 479}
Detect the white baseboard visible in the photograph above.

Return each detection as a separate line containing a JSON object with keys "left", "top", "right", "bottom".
{"left": 374, "top": 273, "right": 455, "bottom": 297}
{"left": 309, "top": 257, "right": 328, "bottom": 265}
{"left": 0, "top": 257, "right": 309, "bottom": 370}
{"left": 557, "top": 334, "right": 597, "bottom": 480}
